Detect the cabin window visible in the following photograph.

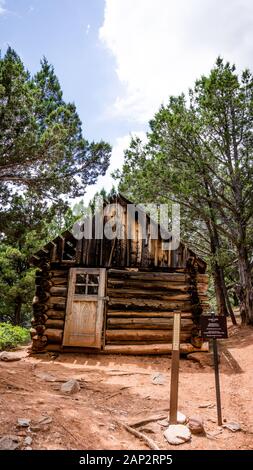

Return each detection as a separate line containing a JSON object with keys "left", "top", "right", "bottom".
{"left": 75, "top": 272, "right": 100, "bottom": 295}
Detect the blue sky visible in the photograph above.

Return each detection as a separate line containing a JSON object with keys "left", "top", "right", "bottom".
{"left": 1, "top": 0, "right": 253, "bottom": 201}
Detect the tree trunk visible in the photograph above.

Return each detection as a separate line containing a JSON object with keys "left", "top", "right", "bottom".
{"left": 14, "top": 297, "right": 22, "bottom": 325}
{"left": 206, "top": 219, "right": 229, "bottom": 316}
{"left": 238, "top": 245, "right": 253, "bottom": 325}
{"left": 212, "top": 262, "right": 228, "bottom": 316}
{"left": 219, "top": 267, "right": 237, "bottom": 325}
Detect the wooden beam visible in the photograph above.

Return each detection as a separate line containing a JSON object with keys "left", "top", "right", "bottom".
{"left": 104, "top": 342, "right": 209, "bottom": 355}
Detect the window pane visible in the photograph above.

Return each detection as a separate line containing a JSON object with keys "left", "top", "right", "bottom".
{"left": 87, "top": 285, "right": 98, "bottom": 295}
{"left": 76, "top": 274, "right": 86, "bottom": 284}
{"left": 75, "top": 285, "right": 86, "bottom": 295}
{"left": 88, "top": 274, "right": 99, "bottom": 285}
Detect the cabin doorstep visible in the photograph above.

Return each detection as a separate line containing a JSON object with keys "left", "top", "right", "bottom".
{"left": 29, "top": 195, "right": 209, "bottom": 355}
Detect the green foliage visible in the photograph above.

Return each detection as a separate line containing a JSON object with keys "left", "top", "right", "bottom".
{"left": 0, "top": 47, "right": 111, "bottom": 206}
{"left": 0, "top": 244, "right": 36, "bottom": 325}
{"left": 116, "top": 57, "right": 253, "bottom": 322}
{"left": 0, "top": 322, "right": 30, "bottom": 350}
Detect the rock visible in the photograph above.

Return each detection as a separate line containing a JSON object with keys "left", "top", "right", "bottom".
{"left": 158, "top": 419, "right": 169, "bottom": 427}
{"left": 166, "top": 412, "right": 186, "bottom": 424}
{"left": 24, "top": 436, "right": 33, "bottom": 446}
{"left": 30, "top": 424, "right": 42, "bottom": 433}
{"left": 0, "top": 435, "right": 20, "bottom": 450}
{"left": 37, "top": 416, "right": 52, "bottom": 425}
{"left": 25, "top": 446, "right": 33, "bottom": 450}
{"left": 35, "top": 372, "right": 56, "bottom": 382}
{"left": 177, "top": 412, "right": 187, "bottom": 424}
{"left": 17, "top": 418, "right": 31, "bottom": 427}
{"left": 164, "top": 424, "right": 191, "bottom": 445}
{"left": 188, "top": 416, "right": 205, "bottom": 435}
{"left": 60, "top": 379, "right": 80, "bottom": 395}
{"left": 223, "top": 421, "right": 241, "bottom": 432}
{"left": 0, "top": 351, "right": 21, "bottom": 362}
{"left": 151, "top": 372, "right": 166, "bottom": 385}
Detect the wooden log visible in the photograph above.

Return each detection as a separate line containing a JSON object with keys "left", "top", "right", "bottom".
{"left": 108, "top": 270, "right": 189, "bottom": 282}
{"left": 49, "top": 286, "right": 67, "bottom": 297}
{"left": 45, "top": 319, "right": 64, "bottom": 329}
{"left": 32, "top": 313, "right": 48, "bottom": 324}
{"left": 107, "top": 289, "right": 190, "bottom": 301}
{"left": 117, "top": 421, "right": 160, "bottom": 451}
{"left": 105, "top": 329, "right": 190, "bottom": 342}
{"left": 49, "top": 270, "right": 68, "bottom": 278}
{"left": 108, "top": 298, "right": 192, "bottom": 311}
{"left": 40, "top": 279, "right": 53, "bottom": 291}
{"left": 48, "top": 302, "right": 66, "bottom": 311}
{"left": 104, "top": 342, "right": 209, "bottom": 355}
{"left": 51, "top": 277, "right": 68, "bottom": 286}
{"left": 46, "top": 296, "right": 66, "bottom": 306}
{"left": 35, "top": 324, "right": 46, "bottom": 334}
{"left": 32, "top": 335, "right": 47, "bottom": 351}
{"left": 107, "top": 318, "right": 194, "bottom": 330}
{"left": 44, "top": 328, "right": 63, "bottom": 343}
{"left": 107, "top": 310, "right": 193, "bottom": 319}
{"left": 108, "top": 279, "right": 190, "bottom": 292}
{"left": 35, "top": 289, "right": 50, "bottom": 302}
{"left": 197, "top": 274, "right": 208, "bottom": 283}
{"left": 46, "top": 310, "right": 65, "bottom": 320}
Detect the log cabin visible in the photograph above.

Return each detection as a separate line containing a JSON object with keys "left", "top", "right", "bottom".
{"left": 30, "top": 194, "right": 209, "bottom": 355}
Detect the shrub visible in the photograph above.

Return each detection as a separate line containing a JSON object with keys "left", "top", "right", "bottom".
{"left": 0, "top": 323, "right": 30, "bottom": 350}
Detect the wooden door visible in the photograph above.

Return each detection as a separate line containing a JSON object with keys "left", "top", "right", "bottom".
{"left": 63, "top": 268, "right": 106, "bottom": 348}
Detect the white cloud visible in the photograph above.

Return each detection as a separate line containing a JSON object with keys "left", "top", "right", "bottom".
{"left": 84, "top": 132, "right": 146, "bottom": 202}
{"left": 86, "top": 24, "right": 90, "bottom": 35}
{"left": 99, "top": 0, "right": 253, "bottom": 123}
{"left": 0, "top": 0, "right": 6, "bottom": 15}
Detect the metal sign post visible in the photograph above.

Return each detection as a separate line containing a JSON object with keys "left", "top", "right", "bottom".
{"left": 169, "top": 312, "right": 181, "bottom": 424}
{"left": 200, "top": 312, "right": 228, "bottom": 426}
{"left": 212, "top": 337, "right": 222, "bottom": 426}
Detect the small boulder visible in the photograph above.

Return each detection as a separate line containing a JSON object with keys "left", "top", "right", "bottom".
{"left": 30, "top": 424, "right": 42, "bottom": 433}
{"left": 188, "top": 416, "right": 205, "bottom": 435}
{"left": 60, "top": 379, "right": 80, "bottom": 395}
{"left": 17, "top": 418, "right": 31, "bottom": 428}
{"left": 0, "top": 435, "right": 20, "bottom": 450}
{"left": 0, "top": 351, "right": 21, "bottom": 362}
{"left": 164, "top": 424, "right": 191, "bottom": 445}
{"left": 223, "top": 421, "right": 241, "bottom": 432}
{"left": 177, "top": 412, "right": 187, "bottom": 424}
{"left": 24, "top": 436, "right": 33, "bottom": 446}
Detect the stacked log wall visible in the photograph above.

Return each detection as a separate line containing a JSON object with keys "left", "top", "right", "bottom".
{"left": 31, "top": 266, "right": 68, "bottom": 351}
{"left": 105, "top": 269, "right": 209, "bottom": 350}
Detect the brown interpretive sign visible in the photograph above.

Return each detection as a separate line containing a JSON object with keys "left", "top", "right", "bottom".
{"left": 200, "top": 315, "right": 228, "bottom": 340}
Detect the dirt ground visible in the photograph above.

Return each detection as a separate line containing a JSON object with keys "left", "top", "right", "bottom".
{"left": 0, "top": 324, "right": 253, "bottom": 451}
